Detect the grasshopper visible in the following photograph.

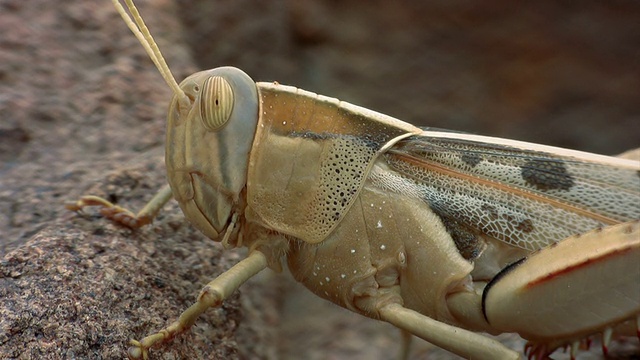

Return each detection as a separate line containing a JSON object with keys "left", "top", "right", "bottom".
{"left": 67, "top": 0, "right": 640, "bottom": 359}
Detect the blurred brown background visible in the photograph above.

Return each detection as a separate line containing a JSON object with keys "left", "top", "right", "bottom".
{"left": 178, "top": 0, "right": 640, "bottom": 154}
{"left": 1, "top": 0, "right": 638, "bottom": 359}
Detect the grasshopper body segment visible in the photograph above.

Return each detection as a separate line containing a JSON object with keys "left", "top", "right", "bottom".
{"left": 68, "top": 1, "right": 640, "bottom": 359}
{"left": 483, "top": 221, "right": 640, "bottom": 343}
{"left": 286, "top": 173, "right": 475, "bottom": 321}
{"left": 247, "top": 83, "right": 421, "bottom": 244}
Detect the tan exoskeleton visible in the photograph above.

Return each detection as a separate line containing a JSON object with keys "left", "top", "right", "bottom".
{"left": 67, "top": 1, "right": 640, "bottom": 359}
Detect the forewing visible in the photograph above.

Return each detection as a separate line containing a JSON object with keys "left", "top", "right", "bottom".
{"left": 375, "top": 130, "right": 640, "bottom": 251}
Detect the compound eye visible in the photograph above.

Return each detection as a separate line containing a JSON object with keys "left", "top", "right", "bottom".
{"left": 200, "top": 76, "right": 234, "bottom": 131}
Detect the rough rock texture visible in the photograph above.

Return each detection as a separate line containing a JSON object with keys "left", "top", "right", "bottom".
{"left": 1, "top": 0, "right": 638, "bottom": 359}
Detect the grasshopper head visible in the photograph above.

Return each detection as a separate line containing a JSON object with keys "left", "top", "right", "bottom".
{"left": 165, "top": 67, "right": 259, "bottom": 242}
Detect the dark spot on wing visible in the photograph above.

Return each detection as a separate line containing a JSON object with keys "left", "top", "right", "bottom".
{"left": 480, "top": 204, "right": 535, "bottom": 239}
{"left": 481, "top": 204, "right": 499, "bottom": 220}
{"left": 516, "top": 219, "right": 535, "bottom": 233}
{"left": 461, "top": 152, "right": 482, "bottom": 167}
{"left": 440, "top": 216, "right": 484, "bottom": 260}
{"left": 521, "top": 159, "right": 574, "bottom": 191}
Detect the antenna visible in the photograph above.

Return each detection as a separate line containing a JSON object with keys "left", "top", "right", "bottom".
{"left": 112, "top": 0, "right": 190, "bottom": 110}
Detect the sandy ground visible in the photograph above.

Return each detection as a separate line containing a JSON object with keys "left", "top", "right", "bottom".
{"left": 1, "top": 0, "right": 639, "bottom": 359}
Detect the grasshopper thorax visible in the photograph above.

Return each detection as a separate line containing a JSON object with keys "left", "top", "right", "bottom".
{"left": 165, "top": 67, "right": 259, "bottom": 242}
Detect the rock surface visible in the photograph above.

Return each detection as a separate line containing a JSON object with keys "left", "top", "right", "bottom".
{"left": 1, "top": 0, "right": 638, "bottom": 359}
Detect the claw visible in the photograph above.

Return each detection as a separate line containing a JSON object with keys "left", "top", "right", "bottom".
{"left": 65, "top": 195, "right": 150, "bottom": 228}
{"left": 100, "top": 204, "right": 149, "bottom": 228}
{"left": 127, "top": 339, "right": 148, "bottom": 360}
{"left": 570, "top": 340, "right": 579, "bottom": 360}
{"left": 524, "top": 342, "right": 549, "bottom": 360}
{"left": 602, "top": 327, "right": 613, "bottom": 356}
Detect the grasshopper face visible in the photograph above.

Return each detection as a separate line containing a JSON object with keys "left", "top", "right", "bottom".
{"left": 165, "top": 67, "right": 258, "bottom": 240}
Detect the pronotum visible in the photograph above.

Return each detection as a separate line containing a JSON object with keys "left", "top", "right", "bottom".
{"left": 67, "top": 1, "right": 640, "bottom": 359}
